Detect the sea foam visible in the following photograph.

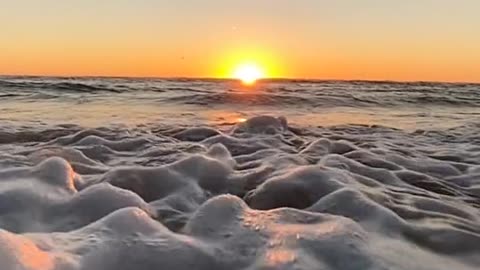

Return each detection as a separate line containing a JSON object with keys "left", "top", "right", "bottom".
{"left": 0, "top": 115, "right": 479, "bottom": 270}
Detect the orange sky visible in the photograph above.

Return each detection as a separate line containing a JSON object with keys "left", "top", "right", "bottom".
{"left": 1, "top": 1, "right": 480, "bottom": 82}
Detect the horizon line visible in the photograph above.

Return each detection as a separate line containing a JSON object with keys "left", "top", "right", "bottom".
{"left": 0, "top": 73, "right": 479, "bottom": 85}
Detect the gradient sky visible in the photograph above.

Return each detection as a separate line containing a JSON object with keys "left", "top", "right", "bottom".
{"left": 1, "top": 0, "right": 480, "bottom": 82}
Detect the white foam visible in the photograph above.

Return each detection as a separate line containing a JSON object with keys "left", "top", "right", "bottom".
{"left": 0, "top": 116, "right": 479, "bottom": 269}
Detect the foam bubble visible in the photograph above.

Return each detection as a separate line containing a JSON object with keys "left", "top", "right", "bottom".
{"left": 1, "top": 115, "right": 480, "bottom": 269}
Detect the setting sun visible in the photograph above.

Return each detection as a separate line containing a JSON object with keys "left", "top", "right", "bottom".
{"left": 233, "top": 63, "right": 265, "bottom": 85}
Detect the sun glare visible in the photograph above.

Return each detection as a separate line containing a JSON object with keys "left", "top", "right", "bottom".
{"left": 233, "top": 63, "right": 264, "bottom": 85}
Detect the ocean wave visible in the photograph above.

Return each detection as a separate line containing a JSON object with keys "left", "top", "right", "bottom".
{"left": 0, "top": 116, "right": 480, "bottom": 269}
{"left": 162, "top": 91, "right": 480, "bottom": 108}
{"left": 0, "top": 79, "right": 125, "bottom": 93}
{"left": 1, "top": 77, "right": 480, "bottom": 108}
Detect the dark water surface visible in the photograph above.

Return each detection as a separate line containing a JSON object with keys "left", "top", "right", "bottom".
{"left": 1, "top": 76, "right": 479, "bottom": 129}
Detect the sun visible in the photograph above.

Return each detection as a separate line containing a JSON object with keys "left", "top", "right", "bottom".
{"left": 233, "top": 63, "right": 265, "bottom": 85}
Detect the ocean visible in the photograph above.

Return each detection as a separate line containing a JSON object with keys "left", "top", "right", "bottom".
{"left": 0, "top": 76, "right": 479, "bottom": 270}
{"left": 2, "top": 76, "right": 480, "bottom": 129}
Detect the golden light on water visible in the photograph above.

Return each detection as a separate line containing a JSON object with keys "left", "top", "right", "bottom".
{"left": 233, "top": 63, "right": 265, "bottom": 85}
{"left": 237, "top": 117, "right": 247, "bottom": 123}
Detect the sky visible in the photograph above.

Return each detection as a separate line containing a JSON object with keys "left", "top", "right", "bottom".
{"left": 1, "top": 0, "right": 480, "bottom": 82}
